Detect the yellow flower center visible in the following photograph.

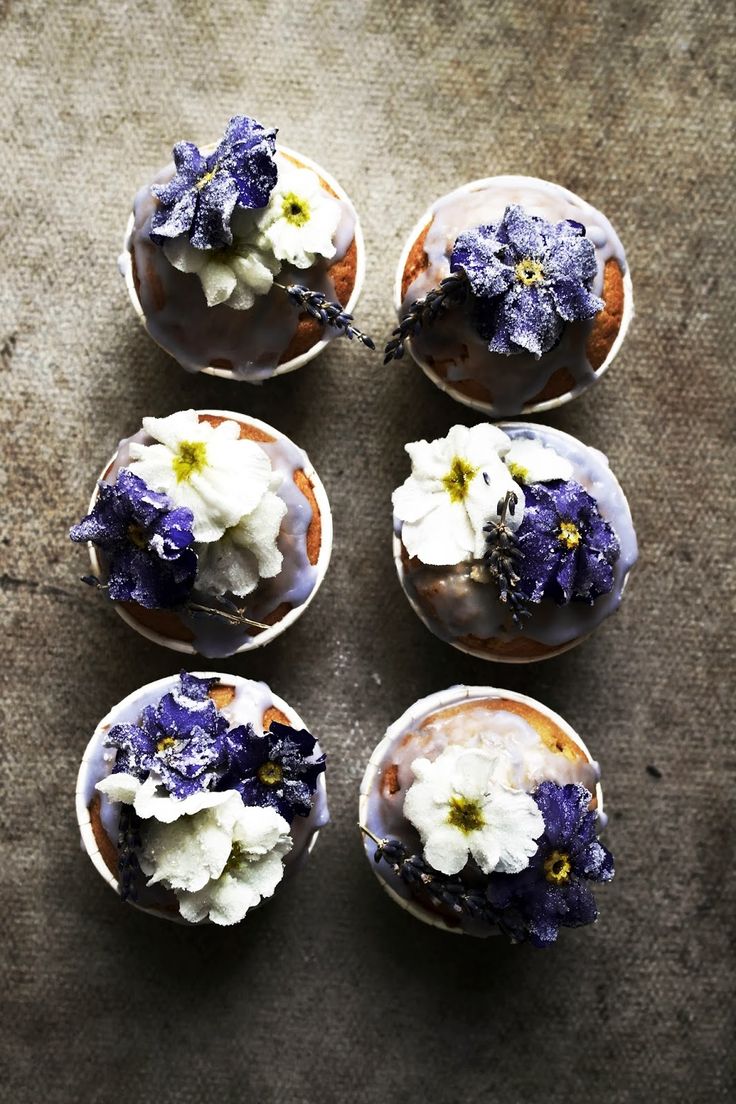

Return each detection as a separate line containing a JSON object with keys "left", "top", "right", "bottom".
{"left": 558, "top": 521, "right": 581, "bottom": 549}
{"left": 544, "top": 850, "right": 572, "bottom": 885}
{"left": 515, "top": 257, "right": 545, "bottom": 286}
{"left": 442, "top": 456, "right": 479, "bottom": 503}
{"left": 156, "top": 736, "right": 176, "bottom": 752}
{"left": 127, "top": 523, "right": 147, "bottom": 549}
{"left": 507, "top": 461, "right": 529, "bottom": 483}
{"left": 257, "top": 761, "right": 283, "bottom": 786}
{"left": 446, "top": 795, "right": 485, "bottom": 834}
{"left": 195, "top": 166, "right": 218, "bottom": 191}
{"left": 224, "top": 842, "right": 246, "bottom": 876}
{"left": 281, "top": 192, "right": 310, "bottom": 227}
{"left": 173, "top": 440, "right": 208, "bottom": 482}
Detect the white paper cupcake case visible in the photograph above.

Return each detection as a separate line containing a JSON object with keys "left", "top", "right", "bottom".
{"left": 76, "top": 672, "right": 326, "bottom": 924}
{"left": 358, "top": 685, "right": 604, "bottom": 936}
{"left": 120, "top": 145, "right": 366, "bottom": 381}
{"left": 392, "top": 175, "right": 634, "bottom": 416}
{"left": 87, "top": 409, "right": 333, "bottom": 655}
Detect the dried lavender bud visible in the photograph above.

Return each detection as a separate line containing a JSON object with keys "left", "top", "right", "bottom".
{"left": 384, "top": 271, "right": 469, "bottom": 364}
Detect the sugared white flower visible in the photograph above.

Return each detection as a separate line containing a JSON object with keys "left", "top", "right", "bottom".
{"left": 97, "top": 772, "right": 233, "bottom": 824}
{"left": 195, "top": 470, "right": 286, "bottom": 598}
{"left": 138, "top": 797, "right": 292, "bottom": 925}
{"left": 253, "top": 162, "right": 341, "bottom": 269}
{"left": 163, "top": 232, "right": 280, "bottom": 311}
{"left": 392, "top": 424, "right": 524, "bottom": 566}
{"left": 501, "top": 437, "right": 573, "bottom": 485}
{"left": 127, "top": 410, "right": 273, "bottom": 543}
{"left": 403, "top": 746, "right": 544, "bottom": 876}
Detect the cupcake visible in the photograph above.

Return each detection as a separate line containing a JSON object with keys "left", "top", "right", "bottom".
{"left": 359, "top": 686, "right": 613, "bottom": 945}
{"left": 121, "top": 113, "right": 372, "bottom": 380}
{"left": 392, "top": 421, "right": 637, "bottom": 661}
{"left": 77, "top": 671, "right": 328, "bottom": 924}
{"left": 386, "top": 176, "right": 632, "bottom": 415}
{"left": 70, "top": 409, "right": 331, "bottom": 657}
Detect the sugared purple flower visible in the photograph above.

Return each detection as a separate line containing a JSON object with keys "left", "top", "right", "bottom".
{"left": 150, "top": 115, "right": 278, "bottom": 249}
{"left": 488, "top": 781, "right": 614, "bottom": 947}
{"left": 70, "top": 469, "right": 197, "bottom": 609}
{"left": 450, "top": 205, "right": 604, "bottom": 357}
{"left": 107, "top": 673, "right": 228, "bottom": 799}
{"left": 218, "top": 721, "right": 325, "bottom": 823}
{"left": 514, "top": 479, "right": 620, "bottom": 605}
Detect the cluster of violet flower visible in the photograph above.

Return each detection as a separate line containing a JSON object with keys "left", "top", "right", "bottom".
{"left": 108, "top": 672, "right": 325, "bottom": 823}
{"left": 70, "top": 469, "right": 198, "bottom": 610}
{"left": 371, "top": 780, "right": 613, "bottom": 947}
{"left": 385, "top": 205, "right": 604, "bottom": 362}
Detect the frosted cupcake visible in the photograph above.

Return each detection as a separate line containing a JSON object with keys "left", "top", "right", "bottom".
{"left": 77, "top": 672, "right": 328, "bottom": 924}
{"left": 70, "top": 409, "right": 331, "bottom": 657}
{"left": 121, "top": 113, "right": 372, "bottom": 380}
{"left": 392, "top": 422, "right": 637, "bottom": 661}
{"left": 359, "top": 686, "right": 613, "bottom": 945}
{"left": 385, "top": 177, "right": 632, "bottom": 415}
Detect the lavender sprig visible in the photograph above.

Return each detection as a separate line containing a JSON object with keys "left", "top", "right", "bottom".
{"left": 360, "top": 826, "right": 496, "bottom": 924}
{"left": 483, "top": 489, "right": 531, "bottom": 628}
{"left": 278, "top": 283, "right": 375, "bottom": 349}
{"left": 383, "top": 270, "right": 469, "bottom": 364}
{"left": 82, "top": 578, "right": 269, "bottom": 631}
{"left": 118, "top": 804, "right": 142, "bottom": 903}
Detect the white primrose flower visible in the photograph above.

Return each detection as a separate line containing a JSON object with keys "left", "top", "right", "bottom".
{"left": 138, "top": 796, "right": 292, "bottom": 925}
{"left": 195, "top": 469, "right": 287, "bottom": 598}
{"left": 392, "top": 423, "right": 525, "bottom": 566}
{"left": 96, "top": 772, "right": 233, "bottom": 824}
{"left": 403, "top": 746, "right": 544, "bottom": 876}
{"left": 127, "top": 410, "right": 274, "bottom": 543}
{"left": 252, "top": 163, "right": 342, "bottom": 269}
{"left": 501, "top": 437, "right": 574, "bottom": 485}
{"left": 163, "top": 229, "right": 281, "bottom": 311}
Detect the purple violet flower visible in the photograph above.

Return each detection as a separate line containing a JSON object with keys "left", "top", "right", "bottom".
{"left": 70, "top": 469, "right": 197, "bottom": 609}
{"left": 514, "top": 479, "right": 620, "bottom": 605}
{"left": 150, "top": 115, "right": 278, "bottom": 249}
{"left": 488, "top": 781, "right": 614, "bottom": 947}
{"left": 217, "top": 721, "right": 325, "bottom": 823}
{"left": 450, "top": 205, "right": 604, "bottom": 357}
{"left": 107, "top": 673, "right": 229, "bottom": 799}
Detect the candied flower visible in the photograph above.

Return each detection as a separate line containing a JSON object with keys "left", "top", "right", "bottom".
{"left": 150, "top": 115, "right": 277, "bottom": 250}
{"left": 217, "top": 721, "right": 326, "bottom": 823}
{"left": 501, "top": 437, "right": 573, "bottom": 485}
{"left": 70, "top": 469, "right": 196, "bottom": 609}
{"left": 403, "top": 746, "right": 544, "bottom": 876}
{"left": 488, "top": 781, "right": 614, "bottom": 947}
{"left": 162, "top": 226, "right": 281, "bottom": 311}
{"left": 515, "top": 479, "right": 620, "bottom": 605}
{"left": 127, "top": 410, "right": 273, "bottom": 544}
{"left": 97, "top": 672, "right": 228, "bottom": 800}
{"left": 195, "top": 471, "right": 287, "bottom": 598}
{"left": 392, "top": 423, "right": 524, "bottom": 566}
{"left": 252, "top": 162, "right": 342, "bottom": 269}
{"left": 450, "top": 205, "right": 604, "bottom": 357}
{"left": 138, "top": 796, "right": 292, "bottom": 925}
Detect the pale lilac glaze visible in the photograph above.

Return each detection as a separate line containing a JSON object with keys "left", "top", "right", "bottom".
{"left": 127, "top": 150, "right": 357, "bottom": 380}
{"left": 358, "top": 686, "right": 603, "bottom": 938}
{"left": 77, "top": 673, "right": 329, "bottom": 922}
{"left": 102, "top": 414, "right": 321, "bottom": 658}
{"left": 400, "top": 176, "right": 630, "bottom": 415}
{"left": 395, "top": 422, "right": 637, "bottom": 660}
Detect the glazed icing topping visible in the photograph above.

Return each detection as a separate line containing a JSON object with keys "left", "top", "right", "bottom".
{"left": 111, "top": 419, "right": 319, "bottom": 657}
{"left": 126, "top": 151, "right": 357, "bottom": 379}
{"left": 397, "top": 423, "right": 637, "bottom": 649}
{"left": 80, "top": 675, "right": 329, "bottom": 912}
{"left": 361, "top": 690, "right": 602, "bottom": 936}
{"left": 402, "top": 176, "right": 628, "bottom": 414}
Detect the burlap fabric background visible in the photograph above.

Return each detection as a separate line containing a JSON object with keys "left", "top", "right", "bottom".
{"left": 1, "top": 1, "right": 733, "bottom": 1100}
